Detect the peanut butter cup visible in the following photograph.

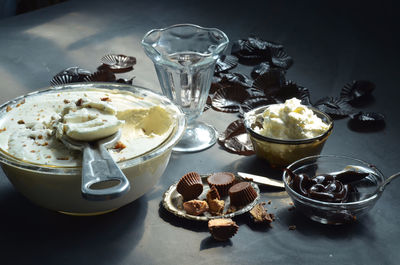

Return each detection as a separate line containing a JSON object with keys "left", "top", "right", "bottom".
{"left": 176, "top": 172, "right": 203, "bottom": 201}
{"left": 208, "top": 218, "right": 239, "bottom": 241}
{"left": 228, "top": 182, "right": 258, "bottom": 207}
{"left": 207, "top": 172, "right": 235, "bottom": 197}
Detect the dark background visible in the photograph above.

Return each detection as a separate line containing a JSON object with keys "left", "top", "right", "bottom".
{"left": 0, "top": 0, "right": 399, "bottom": 264}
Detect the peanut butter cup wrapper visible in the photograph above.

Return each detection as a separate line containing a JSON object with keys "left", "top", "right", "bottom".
{"left": 229, "top": 182, "right": 258, "bottom": 207}
{"left": 207, "top": 172, "right": 235, "bottom": 197}
{"left": 176, "top": 172, "right": 203, "bottom": 201}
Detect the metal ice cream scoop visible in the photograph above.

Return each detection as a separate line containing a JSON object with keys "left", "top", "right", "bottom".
{"left": 61, "top": 130, "right": 130, "bottom": 200}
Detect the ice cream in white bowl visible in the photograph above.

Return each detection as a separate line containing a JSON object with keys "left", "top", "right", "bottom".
{"left": 0, "top": 83, "right": 186, "bottom": 215}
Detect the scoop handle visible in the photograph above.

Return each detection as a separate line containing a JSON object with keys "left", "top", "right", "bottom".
{"left": 379, "top": 172, "right": 400, "bottom": 192}
{"left": 81, "top": 142, "right": 130, "bottom": 200}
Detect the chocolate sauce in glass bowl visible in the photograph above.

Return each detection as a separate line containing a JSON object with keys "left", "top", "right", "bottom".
{"left": 285, "top": 169, "right": 368, "bottom": 203}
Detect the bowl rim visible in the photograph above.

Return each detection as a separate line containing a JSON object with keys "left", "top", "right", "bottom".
{"left": 0, "top": 82, "right": 186, "bottom": 175}
{"left": 282, "top": 154, "right": 385, "bottom": 206}
{"left": 243, "top": 104, "right": 334, "bottom": 144}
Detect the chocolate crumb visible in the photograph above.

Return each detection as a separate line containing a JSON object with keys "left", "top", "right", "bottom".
{"left": 289, "top": 225, "right": 296, "bottom": 230}
{"left": 30, "top": 150, "right": 35, "bottom": 153}
{"left": 101, "top": 97, "right": 112, "bottom": 102}
{"left": 75, "top": 98, "right": 83, "bottom": 107}
{"left": 114, "top": 141, "right": 126, "bottom": 150}
{"left": 38, "top": 135, "right": 43, "bottom": 139}
{"left": 0, "top": 128, "right": 6, "bottom": 133}
{"left": 57, "top": 157, "right": 69, "bottom": 160}
{"left": 17, "top": 120, "right": 25, "bottom": 124}
{"left": 63, "top": 99, "right": 70, "bottom": 104}
{"left": 6, "top": 106, "right": 12, "bottom": 112}
{"left": 45, "top": 155, "right": 52, "bottom": 159}
{"left": 267, "top": 200, "right": 272, "bottom": 204}
{"left": 249, "top": 202, "right": 275, "bottom": 226}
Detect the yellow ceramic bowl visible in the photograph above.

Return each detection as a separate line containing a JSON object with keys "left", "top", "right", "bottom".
{"left": 243, "top": 105, "right": 333, "bottom": 168}
{"left": 0, "top": 83, "right": 186, "bottom": 215}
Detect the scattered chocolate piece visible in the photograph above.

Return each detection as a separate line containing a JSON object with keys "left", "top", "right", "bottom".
{"left": 208, "top": 218, "right": 239, "bottom": 241}
{"left": 17, "top": 120, "right": 25, "bottom": 124}
{"left": 249, "top": 202, "right": 274, "bottom": 226}
{"left": 288, "top": 225, "right": 296, "bottom": 230}
{"left": 183, "top": 200, "right": 209, "bottom": 216}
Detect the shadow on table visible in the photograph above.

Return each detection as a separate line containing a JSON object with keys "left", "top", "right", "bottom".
{"left": 0, "top": 188, "right": 147, "bottom": 265}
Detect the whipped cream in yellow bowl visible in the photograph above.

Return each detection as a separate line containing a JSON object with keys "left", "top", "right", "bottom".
{"left": 0, "top": 83, "right": 186, "bottom": 215}
{"left": 244, "top": 98, "right": 333, "bottom": 168}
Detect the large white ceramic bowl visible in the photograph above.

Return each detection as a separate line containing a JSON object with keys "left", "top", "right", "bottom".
{"left": 0, "top": 83, "right": 186, "bottom": 215}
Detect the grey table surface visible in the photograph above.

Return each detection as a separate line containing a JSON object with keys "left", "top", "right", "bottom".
{"left": 0, "top": 0, "right": 399, "bottom": 264}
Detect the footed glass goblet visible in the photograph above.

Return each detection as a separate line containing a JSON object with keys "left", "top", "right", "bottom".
{"left": 142, "top": 24, "right": 229, "bottom": 152}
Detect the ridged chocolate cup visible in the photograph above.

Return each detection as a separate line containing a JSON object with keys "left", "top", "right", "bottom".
{"left": 207, "top": 172, "right": 235, "bottom": 197}
{"left": 229, "top": 182, "right": 258, "bottom": 207}
{"left": 176, "top": 172, "right": 203, "bottom": 201}
{"left": 208, "top": 218, "right": 239, "bottom": 241}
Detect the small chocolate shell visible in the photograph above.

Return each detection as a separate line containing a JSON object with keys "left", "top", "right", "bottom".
{"left": 239, "top": 97, "right": 275, "bottom": 117}
{"left": 251, "top": 62, "right": 271, "bottom": 79}
{"left": 208, "top": 218, "right": 239, "bottom": 241}
{"left": 50, "top": 74, "right": 74, "bottom": 86}
{"left": 100, "top": 54, "right": 136, "bottom": 73}
{"left": 341, "top": 80, "right": 375, "bottom": 103}
{"left": 207, "top": 172, "right": 235, "bottom": 197}
{"left": 215, "top": 55, "right": 238, "bottom": 73}
{"left": 116, "top": 77, "right": 135, "bottom": 85}
{"left": 55, "top": 66, "right": 91, "bottom": 80}
{"left": 274, "top": 81, "right": 311, "bottom": 105}
{"left": 211, "top": 86, "right": 250, "bottom": 113}
{"left": 252, "top": 69, "right": 286, "bottom": 95}
{"left": 313, "top": 97, "right": 354, "bottom": 118}
{"left": 348, "top": 111, "right": 385, "bottom": 132}
{"left": 218, "top": 119, "right": 255, "bottom": 156}
{"left": 270, "top": 48, "right": 293, "bottom": 70}
{"left": 229, "top": 182, "right": 258, "bottom": 207}
{"left": 51, "top": 66, "right": 91, "bottom": 86}
{"left": 219, "top": 72, "right": 253, "bottom": 88}
{"left": 176, "top": 172, "right": 203, "bottom": 201}
{"left": 84, "top": 70, "right": 116, "bottom": 82}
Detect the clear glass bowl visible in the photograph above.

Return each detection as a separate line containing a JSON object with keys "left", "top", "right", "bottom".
{"left": 244, "top": 105, "right": 333, "bottom": 168}
{"left": 0, "top": 83, "right": 186, "bottom": 215}
{"left": 283, "top": 155, "right": 385, "bottom": 225}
